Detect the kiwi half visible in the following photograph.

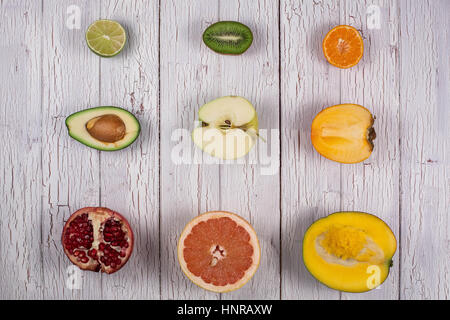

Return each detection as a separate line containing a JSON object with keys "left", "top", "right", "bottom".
{"left": 202, "top": 21, "right": 253, "bottom": 55}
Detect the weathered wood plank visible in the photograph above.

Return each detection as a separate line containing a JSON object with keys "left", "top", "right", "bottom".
{"left": 0, "top": 0, "right": 43, "bottom": 299}
{"left": 41, "top": 0, "right": 101, "bottom": 299}
{"left": 339, "top": 0, "right": 400, "bottom": 300}
{"left": 399, "top": 0, "right": 449, "bottom": 300}
{"left": 1, "top": 0, "right": 449, "bottom": 300}
{"left": 160, "top": 0, "right": 221, "bottom": 299}
{"left": 99, "top": 0, "right": 160, "bottom": 299}
{"left": 280, "top": 0, "right": 341, "bottom": 299}
{"left": 218, "top": 0, "right": 281, "bottom": 300}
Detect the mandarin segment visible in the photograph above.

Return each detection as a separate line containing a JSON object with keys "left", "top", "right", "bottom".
{"left": 323, "top": 25, "right": 364, "bottom": 68}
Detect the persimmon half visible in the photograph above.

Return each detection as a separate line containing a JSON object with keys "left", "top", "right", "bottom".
{"left": 311, "top": 104, "right": 376, "bottom": 164}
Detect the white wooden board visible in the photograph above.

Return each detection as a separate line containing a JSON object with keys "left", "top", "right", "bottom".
{"left": 0, "top": 0, "right": 448, "bottom": 300}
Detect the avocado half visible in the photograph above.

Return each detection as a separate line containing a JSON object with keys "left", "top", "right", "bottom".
{"left": 66, "top": 106, "right": 141, "bottom": 151}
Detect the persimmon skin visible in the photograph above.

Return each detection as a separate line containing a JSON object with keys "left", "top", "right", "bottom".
{"left": 311, "top": 104, "right": 375, "bottom": 164}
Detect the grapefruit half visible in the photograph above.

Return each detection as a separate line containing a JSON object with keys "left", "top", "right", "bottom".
{"left": 177, "top": 211, "right": 261, "bottom": 293}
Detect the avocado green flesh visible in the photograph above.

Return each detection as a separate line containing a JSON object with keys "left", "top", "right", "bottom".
{"left": 66, "top": 106, "right": 140, "bottom": 151}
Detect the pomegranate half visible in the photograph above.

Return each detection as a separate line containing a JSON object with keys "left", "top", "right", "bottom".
{"left": 62, "top": 207, "right": 134, "bottom": 274}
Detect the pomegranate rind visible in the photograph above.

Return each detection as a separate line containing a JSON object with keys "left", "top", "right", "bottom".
{"left": 61, "top": 207, "right": 134, "bottom": 274}
{"left": 177, "top": 211, "right": 261, "bottom": 293}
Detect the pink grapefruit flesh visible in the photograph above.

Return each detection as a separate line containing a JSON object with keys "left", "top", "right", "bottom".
{"left": 177, "top": 211, "right": 260, "bottom": 293}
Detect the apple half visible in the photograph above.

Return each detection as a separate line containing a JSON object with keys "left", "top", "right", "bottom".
{"left": 192, "top": 96, "right": 258, "bottom": 160}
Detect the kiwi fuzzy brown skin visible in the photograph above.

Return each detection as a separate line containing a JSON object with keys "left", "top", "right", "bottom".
{"left": 202, "top": 21, "right": 253, "bottom": 55}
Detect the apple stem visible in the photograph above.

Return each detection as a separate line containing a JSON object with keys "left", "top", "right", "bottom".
{"left": 256, "top": 132, "right": 266, "bottom": 143}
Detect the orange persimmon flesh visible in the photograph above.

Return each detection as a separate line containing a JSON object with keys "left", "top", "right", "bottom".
{"left": 323, "top": 25, "right": 363, "bottom": 69}
{"left": 311, "top": 104, "right": 375, "bottom": 163}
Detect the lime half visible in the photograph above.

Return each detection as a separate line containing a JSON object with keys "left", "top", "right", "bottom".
{"left": 86, "top": 19, "right": 126, "bottom": 57}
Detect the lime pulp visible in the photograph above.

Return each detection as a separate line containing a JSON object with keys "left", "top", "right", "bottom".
{"left": 85, "top": 19, "right": 126, "bottom": 57}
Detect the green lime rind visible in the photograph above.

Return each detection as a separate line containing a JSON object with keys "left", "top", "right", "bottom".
{"left": 85, "top": 19, "right": 127, "bottom": 57}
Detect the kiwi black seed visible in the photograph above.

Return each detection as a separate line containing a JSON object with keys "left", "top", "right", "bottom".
{"left": 202, "top": 21, "right": 253, "bottom": 55}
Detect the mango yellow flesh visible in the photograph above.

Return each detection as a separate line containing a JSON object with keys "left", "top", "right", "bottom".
{"left": 303, "top": 212, "right": 396, "bottom": 293}
{"left": 311, "top": 104, "right": 374, "bottom": 163}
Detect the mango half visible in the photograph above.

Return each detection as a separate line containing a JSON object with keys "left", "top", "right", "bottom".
{"left": 311, "top": 104, "right": 376, "bottom": 163}
{"left": 303, "top": 212, "right": 396, "bottom": 293}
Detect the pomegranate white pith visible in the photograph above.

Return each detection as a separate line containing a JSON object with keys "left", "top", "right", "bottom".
{"left": 177, "top": 211, "right": 261, "bottom": 293}
{"left": 62, "top": 207, "right": 134, "bottom": 274}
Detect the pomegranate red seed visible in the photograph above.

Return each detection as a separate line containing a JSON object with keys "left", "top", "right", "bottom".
{"left": 62, "top": 207, "right": 133, "bottom": 274}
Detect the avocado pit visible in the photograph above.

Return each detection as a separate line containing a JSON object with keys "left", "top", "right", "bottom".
{"left": 86, "top": 114, "right": 126, "bottom": 143}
